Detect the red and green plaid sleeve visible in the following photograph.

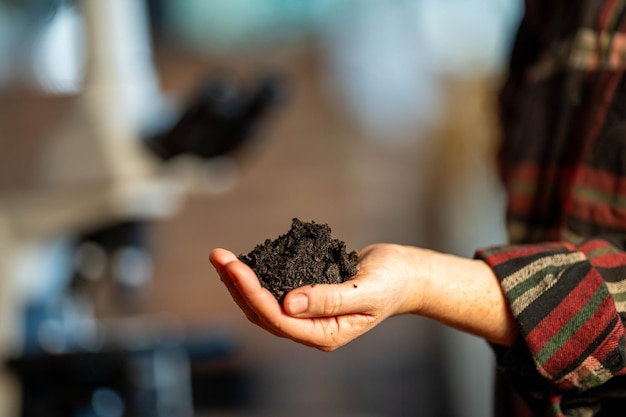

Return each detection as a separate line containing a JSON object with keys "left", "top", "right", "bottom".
{"left": 479, "top": 0, "right": 626, "bottom": 415}
{"left": 476, "top": 240, "right": 626, "bottom": 392}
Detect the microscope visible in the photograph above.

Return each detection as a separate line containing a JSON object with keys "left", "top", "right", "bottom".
{"left": 0, "top": 1, "right": 283, "bottom": 416}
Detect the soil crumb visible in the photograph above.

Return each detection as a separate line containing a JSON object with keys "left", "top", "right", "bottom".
{"left": 238, "top": 218, "right": 359, "bottom": 302}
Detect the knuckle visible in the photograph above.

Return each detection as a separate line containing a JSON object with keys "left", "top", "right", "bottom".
{"left": 322, "top": 290, "right": 344, "bottom": 316}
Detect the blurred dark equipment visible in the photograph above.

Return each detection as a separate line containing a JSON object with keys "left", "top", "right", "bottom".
{"left": 8, "top": 349, "right": 191, "bottom": 417}
{"left": 7, "top": 335, "right": 247, "bottom": 417}
{"left": 6, "top": 70, "right": 286, "bottom": 416}
{"left": 1, "top": 0, "right": 286, "bottom": 415}
{"left": 69, "top": 221, "right": 153, "bottom": 306}
{"left": 10, "top": 218, "right": 252, "bottom": 417}
{"left": 147, "top": 74, "right": 285, "bottom": 161}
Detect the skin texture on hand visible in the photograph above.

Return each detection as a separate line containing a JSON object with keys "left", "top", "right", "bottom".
{"left": 209, "top": 243, "right": 518, "bottom": 351}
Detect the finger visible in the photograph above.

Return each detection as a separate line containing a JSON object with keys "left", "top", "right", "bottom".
{"left": 210, "top": 249, "right": 347, "bottom": 346}
{"left": 225, "top": 261, "right": 285, "bottom": 317}
{"left": 209, "top": 249, "right": 274, "bottom": 333}
{"left": 224, "top": 261, "right": 347, "bottom": 341}
{"left": 209, "top": 248, "right": 239, "bottom": 273}
{"left": 209, "top": 249, "right": 248, "bottom": 310}
{"left": 217, "top": 265, "right": 261, "bottom": 324}
{"left": 222, "top": 260, "right": 293, "bottom": 339}
{"left": 283, "top": 277, "right": 378, "bottom": 318}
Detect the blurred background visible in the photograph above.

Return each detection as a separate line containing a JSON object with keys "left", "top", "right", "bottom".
{"left": 0, "top": 0, "right": 523, "bottom": 416}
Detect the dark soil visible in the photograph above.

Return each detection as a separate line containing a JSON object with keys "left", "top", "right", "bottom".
{"left": 238, "top": 218, "right": 359, "bottom": 302}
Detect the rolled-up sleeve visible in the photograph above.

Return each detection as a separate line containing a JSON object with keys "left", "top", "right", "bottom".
{"left": 476, "top": 238, "right": 626, "bottom": 393}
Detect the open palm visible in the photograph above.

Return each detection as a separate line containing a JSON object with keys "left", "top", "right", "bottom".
{"left": 209, "top": 244, "right": 424, "bottom": 351}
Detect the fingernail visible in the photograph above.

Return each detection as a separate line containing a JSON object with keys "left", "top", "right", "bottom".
{"left": 288, "top": 294, "right": 308, "bottom": 315}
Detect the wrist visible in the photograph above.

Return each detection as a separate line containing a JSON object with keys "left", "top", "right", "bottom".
{"left": 396, "top": 245, "right": 438, "bottom": 317}
{"left": 409, "top": 249, "right": 518, "bottom": 346}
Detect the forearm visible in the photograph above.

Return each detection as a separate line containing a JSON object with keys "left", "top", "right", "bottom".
{"left": 409, "top": 248, "right": 518, "bottom": 346}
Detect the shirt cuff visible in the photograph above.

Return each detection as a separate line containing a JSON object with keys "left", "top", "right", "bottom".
{"left": 476, "top": 242, "right": 624, "bottom": 392}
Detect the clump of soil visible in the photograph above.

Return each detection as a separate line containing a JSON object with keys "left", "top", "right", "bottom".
{"left": 238, "top": 218, "right": 359, "bottom": 302}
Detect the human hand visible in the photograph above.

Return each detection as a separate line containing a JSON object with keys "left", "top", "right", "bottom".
{"left": 209, "top": 244, "right": 427, "bottom": 351}
{"left": 211, "top": 242, "right": 517, "bottom": 349}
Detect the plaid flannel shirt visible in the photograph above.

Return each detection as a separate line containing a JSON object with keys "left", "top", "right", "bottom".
{"left": 474, "top": 1, "right": 626, "bottom": 416}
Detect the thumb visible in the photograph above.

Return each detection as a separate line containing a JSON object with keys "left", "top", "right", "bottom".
{"left": 284, "top": 280, "right": 373, "bottom": 318}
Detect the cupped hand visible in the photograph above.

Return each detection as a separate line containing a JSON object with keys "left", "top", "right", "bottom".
{"left": 209, "top": 244, "right": 428, "bottom": 351}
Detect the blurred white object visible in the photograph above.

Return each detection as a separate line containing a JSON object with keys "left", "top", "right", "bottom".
{"left": 417, "top": 0, "right": 523, "bottom": 75}
{"left": 32, "top": 3, "right": 85, "bottom": 94}
{"left": 0, "top": 1, "right": 184, "bottom": 415}
{"left": 319, "top": 1, "right": 440, "bottom": 145}
{"left": 318, "top": 0, "right": 522, "bottom": 147}
{"left": 28, "top": 0, "right": 169, "bottom": 130}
